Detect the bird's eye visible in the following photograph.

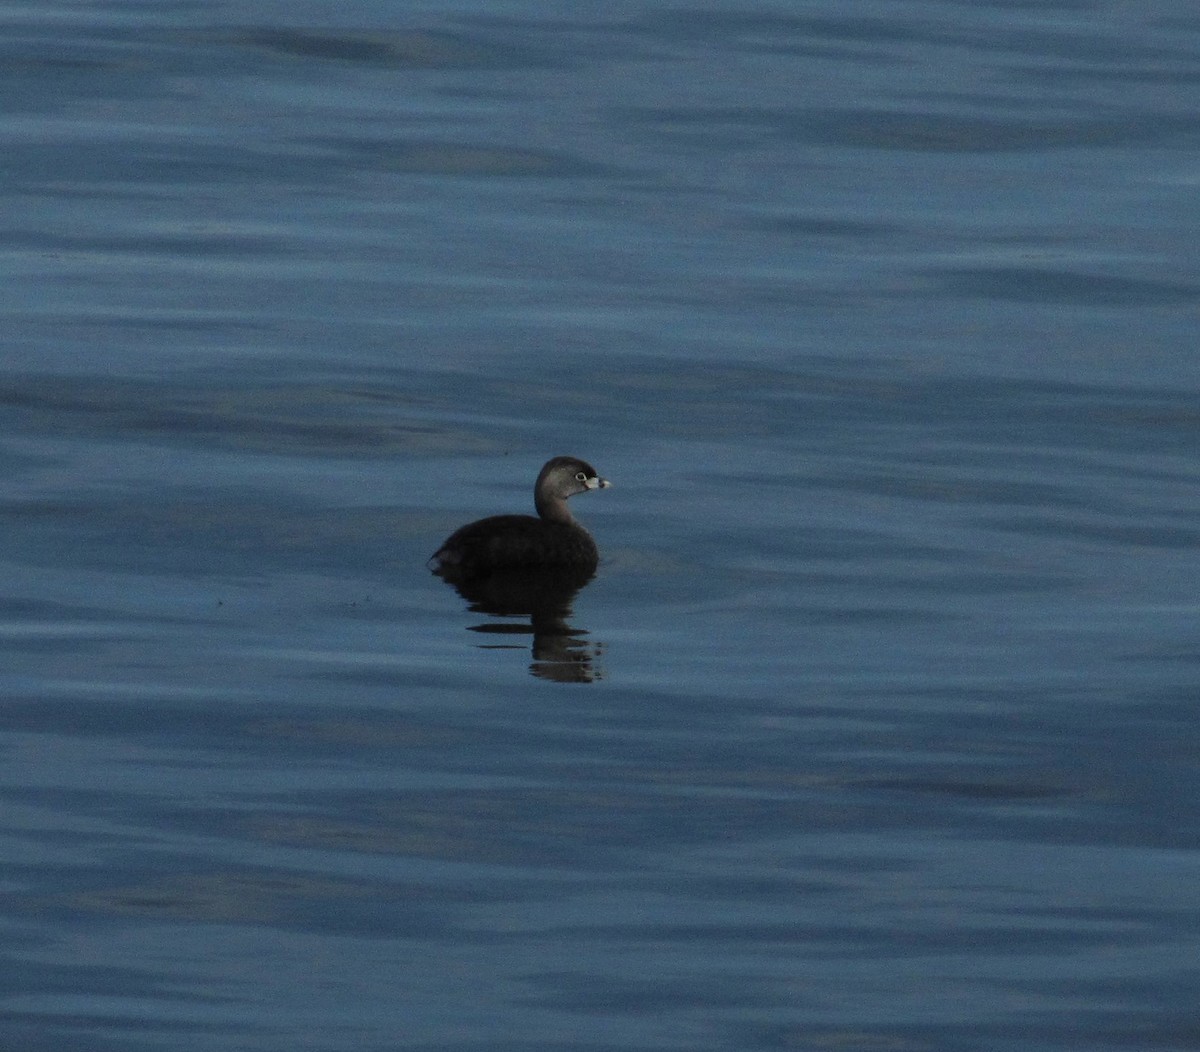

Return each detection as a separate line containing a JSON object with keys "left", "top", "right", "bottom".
{"left": 575, "top": 472, "right": 587, "bottom": 482}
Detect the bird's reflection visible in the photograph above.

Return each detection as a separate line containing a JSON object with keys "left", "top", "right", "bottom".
{"left": 433, "top": 565, "right": 605, "bottom": 682}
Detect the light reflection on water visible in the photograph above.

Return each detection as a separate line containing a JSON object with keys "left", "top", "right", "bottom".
{"left": 2, "top": 0, "right": 1200, "bottom": 1049}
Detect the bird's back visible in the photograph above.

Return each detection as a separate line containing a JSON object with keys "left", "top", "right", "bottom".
{"left": 430, "top": 514, "right": 598, "bottom": 578}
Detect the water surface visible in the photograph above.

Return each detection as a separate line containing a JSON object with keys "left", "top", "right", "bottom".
{"left": 3, "top": 1, "right": 1199, "bottom": 1049}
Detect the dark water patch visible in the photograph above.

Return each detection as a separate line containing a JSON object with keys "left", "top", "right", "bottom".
{"left": 640, "top": 872, "right": 842, "bottom": 902}
{"left": 46, "top": 870, "right": 452, "bottom": 939}
{"left": 939, "top": 0, "right": 1100, "bottom": 9}
{"left": 1117, "top": 648, "right": 1200, "bottom": 665}
{"left": 0, "top": 625, "right": 155, "bottom": 657}
{"left": 12, "top": 360, "right": 1194, "bottom": 469}
{"left": 310, "top": 139, "right": 612, "bottom": 178}
{"left": 618, "top": 7, "right": 1020, "bottom": 51}
{"left": 817, "top": 469, "right": 1097, "bottom": 512}
{"left": 0, "top": 952, "right": 222, "bottom": 1008}
{"left": 240, "top": 804, "right": 570, "bottom": 867}
{"left": 734, "top": 211, "right": 909, "bottom": 240}
{"left": 998, "top": 978, "right": 1200, "bottom": 1042}
{"left": 0, "top": 1022, "right": 167, "bottom": 1052}
{"left": 927, "top": 266, "right": 1200, "bottom": 307}
{"left": 853, "top": 777, "right": 1067, "bottom": 801}
{"left": 0, "top": 42, "right": 132, "bottom": 75}
{"left": 218, "top": 787, "right": 817, "bottom": 866}
{"left": 0, "top": 1018, "right": 210, "bottom": 1052}
{"left": 1158, "top": 13, "right": 1200, "bottom": 32}
{"left": 0, "top": 496, "right": 429, "bottom": 577}
{"left": 6, "top": 20, "right": 546, "bottom": 94}
{"left": 986, "top": 515, "right": 1200, "bottom": 549}
{"left": 0, "top": 26, "right": 281, "bottom": 117}
{"left": 1008, "top": 59, "right": 1200, "bottom": 87}
{"left": 780, "top": 527, "right": 955, "bottom": 563}
{"left": 979, "top": 20, "right": 1200, "bottom": 69}
{"left": 0, "top": 595, "right": 198, "bottom": 628}
{"left": 17, "top": 869, "right": 356, "bottom": 936}
{"left": 294, "top": 656, "right": 495, "bottom": 691}
{"left": 1083, "top": 1016, "right": 1200, "bottom": 1052}
{"left": 625, "top": 10, "right": 896, "bottom": 45}
{"left": 756, "top": 365, "right": 1200, "bottom": 458}
{"left": 795, "top": 605, "right": 955, "bottom": 625}
{"left": 624, "top": 105, "right": 1200, "bottom": 152}
{"left": 1, "top": 227, "right": 294, "bottom": 259}
{"left": 736, "top": 1027, "right": 931, "bottom": 1052}
{"left": 0, "top": 698, "right": 479, "bottom": 760}
{"left": 521, "top": 970, "right": 787, "bottom": 1012}
{"left": 6, "top": 845, "right": 557, "bottom": 926}
{"left": 768, "top": 559, "right": 1062, "bottom": 605}
{"left": 7, "top": 141, "right": 355, "bottom": 195}
{"left": 613, "top": 0, "right": 1200, "bottom": 87}
{"left": 0, "top": 1016, "right": 236, "bottom": 1051}
{"left": 593, "top": 10, "right": 918, "bottom": 63}
{"left": 248, "top": 715, "right": 469, "bottom": 752}
{"left": 224, "top": 26, "right": 530, "bottom": 69}
{"left": 396, "top": 1044, "right": 638, "bottom": 1052}
{"left": 0, "top": 373, "right": 469, "bottom": 455}
{"left": 0, "top": 584, "right": 215, "bottom": 656}
{"left": 540, "top": 916, "right": 1127, "bottom": 956}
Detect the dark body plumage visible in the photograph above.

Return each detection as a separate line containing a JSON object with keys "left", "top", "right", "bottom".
{"left": 434, "top": 514, "right": 600, "bottom": 574}
{"left": 430, "top": 456, "right": 610, "bottom": 580}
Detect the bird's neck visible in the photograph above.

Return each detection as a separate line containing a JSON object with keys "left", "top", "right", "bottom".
{"left": 536, "top": 494, "right": 574, "bottom": 525}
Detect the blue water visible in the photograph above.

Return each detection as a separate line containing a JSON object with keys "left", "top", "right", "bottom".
{"left": 3, "top": 1, "right": 1200, "bottom": 1050}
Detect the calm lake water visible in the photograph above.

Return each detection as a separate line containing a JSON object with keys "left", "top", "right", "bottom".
{"left": 3, "top": 1, "right": 1200, "bottom": 1049}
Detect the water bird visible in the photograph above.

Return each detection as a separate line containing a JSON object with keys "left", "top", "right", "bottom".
{"left": 429, "top": 456, "right": 610, "bottom": 579}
